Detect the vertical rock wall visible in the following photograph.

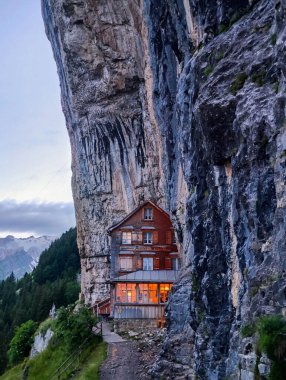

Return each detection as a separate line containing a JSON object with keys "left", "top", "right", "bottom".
{"left": 145, "top": 0, "right": 286, "bottom": 378}
{"left": 42, "top": 0, "right": 286, "bottom": 378}
{"left": 42, "top": 0, "right": 166, "bottom": 305}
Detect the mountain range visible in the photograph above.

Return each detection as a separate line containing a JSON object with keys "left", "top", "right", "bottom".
{"left": 0, "top": 235, "right": 57, "bottom": 280}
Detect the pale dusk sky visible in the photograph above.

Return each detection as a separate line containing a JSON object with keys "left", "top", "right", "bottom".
{"left": 0, "top": 1, "right": 76, "bottom": 237}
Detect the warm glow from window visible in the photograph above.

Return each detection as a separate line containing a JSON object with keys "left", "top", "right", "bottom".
{"left": 122, "top": 231, "right": 132, "bottom": 244}
{"left": 159, "top": 283, "right": 172, "bottom": 303}
{"left": 116, "top": 283, "right": 136, "bottom": 303}
{"left": 138, "top": 283, "right": 158, "bottom": 304}
{"left": 115, "top": 283, "right": 172, "bottom": 304}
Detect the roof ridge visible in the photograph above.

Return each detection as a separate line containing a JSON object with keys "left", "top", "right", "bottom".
{"left": 108, "top": 201, "right": 169, "bottom": 232}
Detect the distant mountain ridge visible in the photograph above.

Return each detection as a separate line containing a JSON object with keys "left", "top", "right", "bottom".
{"left": 0, "top": 235, "right": 57, "bottom": 280}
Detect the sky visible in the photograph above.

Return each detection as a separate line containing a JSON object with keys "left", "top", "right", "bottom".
{"left": 0, "top": 1, "right": 76, "bottom": 237}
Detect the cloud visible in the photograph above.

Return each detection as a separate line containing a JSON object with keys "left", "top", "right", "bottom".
{"left": 0, "top": 199, "right": 75, "bottom": 237}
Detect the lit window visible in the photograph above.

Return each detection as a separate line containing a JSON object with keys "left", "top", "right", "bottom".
{"left": 172, "top": 258, "right": 179, "bottom": 270}
{"left": 159, "top": 283, "right": 172, "bottom": 303}
{"left": 144, "top": 208, "right": 153, "bottom": 220}
{"left": 120, "top": 257, "right": 133, "bottom": 271}
{"left": 138, "top": 283, "right": 158, "bottom": 304}
{"left": 143, "top": 257, "right": 153, "bottom": 270}
{"left": 122, "top": 232, "right": 132, "bottom": 244}
{"left": 116, "top": 283, "right": 136, "bottom": 303}
{"left": 143, "top": 232, "right": 153, "bottom": 244}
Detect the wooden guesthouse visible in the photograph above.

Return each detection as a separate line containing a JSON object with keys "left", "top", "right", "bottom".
{"left": 108, "top": 201, "right": 179, "bottom": 320}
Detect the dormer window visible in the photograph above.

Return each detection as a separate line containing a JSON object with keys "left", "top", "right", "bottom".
{"left": 143, "top": 232, "right": 153, "bottom": 244}
{"left": 144, "top": 207, "right": 153, "bottom": 220}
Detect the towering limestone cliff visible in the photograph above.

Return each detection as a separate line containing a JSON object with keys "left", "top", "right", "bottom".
{"left": 42, "top": 0, "right": 286, "bottom": 378}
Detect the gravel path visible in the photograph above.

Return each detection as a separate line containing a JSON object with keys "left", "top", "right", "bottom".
{"left": 100, "top": 341, "right": 141, "bottom": 380}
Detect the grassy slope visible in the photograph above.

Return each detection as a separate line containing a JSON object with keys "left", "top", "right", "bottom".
{"left": 74, "top": 341, "right": 107, "bottom": 380}
{"left": 0, "top": 364, "right": 22, "bottom": 380}
{"left": 0, "top": 338, "right": 107, "bottom": 380}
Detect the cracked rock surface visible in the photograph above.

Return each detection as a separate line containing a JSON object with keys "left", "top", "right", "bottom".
{"left": 43, "top": 0, "right": 286, "bottom": 378}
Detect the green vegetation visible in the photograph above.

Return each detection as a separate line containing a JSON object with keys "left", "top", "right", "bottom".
{"left": 204, "top": 66, "right": 213, "bottom": 76}
{"left": 218, "top": 23, "right": 229, "bottom": 34}
{"left": 273, "top": 81, "right": 279, "bottom": 94}
{"left": 216, "top": 8, "right": 249, "bottom": 35}
{"left": 191, "top": 273, "right": 199, "bottom": 293}
{"left": 230, "top": 72, "right": 248, "bottom": 95}
{"left": 251, "top": 70, "right": 266, "bottom": 87}
{"left": 0, "top": 364, "right": 23, "bottom": 380}
{"left": 240, "top": 315, "right": 286, "bottom": 379}
{"left": 271, "top": 33, "right": 277, "bottom": 46}
{"left": 7, "top": 320, "right": 37, "bottom": 366}
{"left": 0, "top": 306, "right": 106, "bottom": 380}
{"left": 215, "top": 50, "right": 225, "bottom": 62}
{"left": 0, "top": 228, "right": 80, "bottom": 375}
{"left": 257, "top": 315, "right": 286, "bottom": 380}
{"left": 75, "top": 341, "right": 107, "bottom": 380}
{"left": 204, "top": 190, "right": 209, "bottom": 198}
{"left": 241, "top": 323, "right": 256, "bottom": 338}
{"left": 53, "top": 305, "right": 97, "bottom": 349}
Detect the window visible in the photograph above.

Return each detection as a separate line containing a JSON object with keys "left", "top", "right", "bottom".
{"left": 172, "top": 258, "right": 179, "bottom": 270}
{"left": 119, "top": 257, "right": 133, "bottom": 271}
{"left": 138, "top": 284, "right": 158, "bottom": 304}
{"left": 143, "top": 232, "right": 153, "bottom": 244}
{"left": 144, "top": 207, "right": 153, "bottom": 220}
{"left": 116, "top": 283, "right": 136, "bottom": 303}
{"left": 143, "top": 257, "right": 153, "bottom": 270}
{"left": 122, "top": 232, "right": 132, "bottom": 244}
{"left": 159, "top": 283, "right": 172, "bottom": 303}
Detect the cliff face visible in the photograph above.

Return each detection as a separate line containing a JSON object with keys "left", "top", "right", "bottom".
{"left": 42, "top": 0, "right": 286, "bottom": 378}
{"left": 42, "top": 0, "right": 167, "bottom": 305}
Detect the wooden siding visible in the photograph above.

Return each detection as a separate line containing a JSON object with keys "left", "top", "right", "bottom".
{"left": 114, "top": 304, "right": 165, "bottom": 319}
{"left": 110, "top": 202, "right": 179, "bottom": 277}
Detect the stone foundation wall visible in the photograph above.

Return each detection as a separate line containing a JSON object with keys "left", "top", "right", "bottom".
{"left": 114, "top": 318, "right": 159, "bottom": 334}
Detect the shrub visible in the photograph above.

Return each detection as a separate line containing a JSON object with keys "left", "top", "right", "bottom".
{"left": 241, "top": 323, "right": 256, "bottom": 338}
{"left": 204, "top": 66, "right": 213, "bottom": 76}
{"left": 53, "top": 305, "right": 97, "bottom": 349}
{"left": 251, "top": 71, "right": 266, "bottom": 87}
{"left": 7, "top": 320, "right": 38, "bottom": 366}
{"left": 257, "top": 315, "right": 286, "bottom": 380}
{"left": 271, "top": 33, "right": 277, "bottom": 46}
{"left": 218, "top": 23, "right": 229, "bottom": 34}
{"left": 230, "top": 72, "right": 248, "bottom": 95}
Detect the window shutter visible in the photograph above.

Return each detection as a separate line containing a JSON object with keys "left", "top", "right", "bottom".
{"left": 154, "top": 257, "right": 160, "bottom": 270}
{"left": 115, "top": 232, "right": 121, "bottom": 244}
{"left": 132, "top": 232, "right": 137, "bottom": 243}
{"left": 166, "top": 230, "right": 172, "bottom": 244}
{"left": 153, "top": 231, "right": 158, "bottom": 244}
{"left": 132, "top": 256, "right": 137, "bottom": 271}
{"left": 137, "top": 232, "right": 143, "bottom": 244}
{"left": 165, "top": 257, "right": 172, "bottom": 270}
{"left": 137, "top": 256, "right": 142, "bottom": 270}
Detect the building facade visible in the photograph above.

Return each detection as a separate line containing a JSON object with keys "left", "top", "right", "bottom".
{"left": 108, "top": 201, "right": 179, "bottom": 319}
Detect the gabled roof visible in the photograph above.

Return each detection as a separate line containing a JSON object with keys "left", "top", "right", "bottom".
{"left": 111, "top": 270, "right": 179, "bottom": 283}
{"left": 108, "top": 201, "right": 170, "bottom": 232}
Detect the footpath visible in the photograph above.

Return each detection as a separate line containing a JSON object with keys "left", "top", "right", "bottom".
{"left": 100, "top": 322, "right": 141, "bottom": 380}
